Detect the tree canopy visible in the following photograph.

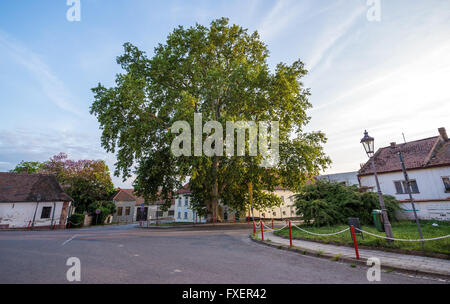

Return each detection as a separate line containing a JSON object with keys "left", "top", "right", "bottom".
{"left": 90, "top": 18, "right": 331, "bottom": 221}
{"left": 10, "top": 153, "right": 115, "bottom": 213}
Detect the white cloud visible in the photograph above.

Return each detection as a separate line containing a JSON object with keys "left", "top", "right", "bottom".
{"left": 0, "top": 30, "right": 83, "bottom": 117}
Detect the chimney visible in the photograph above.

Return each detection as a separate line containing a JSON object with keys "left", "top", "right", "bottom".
{"left": 390, "top": 142, "right": 396, "bottom": 148}
{"left": 438, "top": 127, "right": 448, "bottom": 141}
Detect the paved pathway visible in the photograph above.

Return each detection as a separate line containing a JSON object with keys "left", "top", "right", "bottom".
{"left": 264, "top": 231, "right": 450, "bottom": 278}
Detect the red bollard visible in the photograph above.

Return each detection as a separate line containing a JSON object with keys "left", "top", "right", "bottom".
{"left": 289, "top": 220, "right": 293, "bottom": 248}
{"left": 68, "top": 222, "right": 71, "bottom": 229}
{"left": 351, "top": 225, "right": 360, "bottom": 260}
{"left": 253, "top": 221, "right": 256, "bottom": 236}
{"left": 27, "top": 220, "right": 32, "bottom": 230}
{"left": 272, "top": 218, "right": 274, "bottom": 229}
{"left": 260, "top": 220, "right": 264, "bottom": 241}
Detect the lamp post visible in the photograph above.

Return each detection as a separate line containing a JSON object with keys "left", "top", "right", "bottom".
{"left": 361, "top": 131, "right": 394, "bottom": 241}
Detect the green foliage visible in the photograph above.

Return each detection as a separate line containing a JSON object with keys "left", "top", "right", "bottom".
{"left": 42, "top": 153, "right": 116, "bottom": 213}
{"left": 68, "top": 213, "right": 85, "bottom": 228}
{"left": 10, "top": 153, "right": 116, "bottom": 214}
{"left": 294, "top": 180, "right": 400, "bottom": 226}
{"left": 87, "top": 201, "right": 116, "bottom": 225}
{"left": 10, "top": 161, "right": 44, "bottom": 174}
{"left": 90, "top": 18, "right": 330, "bottom": 220}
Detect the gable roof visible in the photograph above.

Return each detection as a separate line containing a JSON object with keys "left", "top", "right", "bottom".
{"left": 0, "top": 173, "right": 72, "bottom": 203}
{"left": 112, "top": 188, "right": 145, "bottom": 205}
{"left": 359, "top": 129, "right": 450, "bottom": 176}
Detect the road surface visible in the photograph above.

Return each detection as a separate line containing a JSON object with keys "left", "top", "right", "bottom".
{"left": 0, "top": 224, "right": 445, "bottom": 284}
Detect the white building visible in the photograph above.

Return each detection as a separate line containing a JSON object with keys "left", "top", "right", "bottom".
{"left": 317, "top": 171, "right": 359, "bottom": 186}
{"left": 251, "top": 188, "right": 297, "bottom": 220}
{"left": 358, "top": 128, "right": 450, "bottom": 221}
{"left": 174, "top": 185, "right": 206, "bottom": 223}
{"left": 0, "top": 173, "right": 72, "bottom": 229}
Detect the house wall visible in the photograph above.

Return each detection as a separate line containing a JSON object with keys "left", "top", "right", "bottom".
{"left": 112, "top": 200, "right": 137, "bottom": 223}
{"left": 148, "top": 204, "right": 175, "bottom": 221}
{"left": 359, "top": 166, "right": 450, "bottom": 220}
{"left": 0, "top": 201, "right": 68, "bottom": 229}
{"left": 174, "top": 194, "right": 206, "bottom": 223}
{"left": 251, "top": 189, "right": 297, "bottom": 220}
{"left": 317, "top": 172, "right": 359, "bottom": 186}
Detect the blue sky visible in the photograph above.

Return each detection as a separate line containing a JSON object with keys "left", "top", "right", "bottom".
{"left": 1, "top": 0, "right": 449, "bottom": 187}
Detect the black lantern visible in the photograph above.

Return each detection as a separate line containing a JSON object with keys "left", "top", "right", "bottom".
{"left": 361, "top": 130, "right": 375, "bottom": 157}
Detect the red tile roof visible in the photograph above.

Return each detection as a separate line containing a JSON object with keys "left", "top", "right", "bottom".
{"left": 0, "top": 173, "right": 72, "bottom": 202}
{"left": 359, "top": 131, "right": 450, "bottom": 176}
{"left": 177, "top": 184, "right": 191, "bottom": 195}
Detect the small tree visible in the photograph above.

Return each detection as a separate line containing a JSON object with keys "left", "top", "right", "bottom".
{"left": 295, "top": 180, "right": 399, "bottom": 227}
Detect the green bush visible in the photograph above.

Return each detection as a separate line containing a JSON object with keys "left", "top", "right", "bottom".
{"left": 87, "top": 201, "right": 116, "bottom": 225}
{"left": 295, "top": 180, "right": 400, "bottom": 227}
{"left": 68, "top": 213, "right": 84, "bottom": 228}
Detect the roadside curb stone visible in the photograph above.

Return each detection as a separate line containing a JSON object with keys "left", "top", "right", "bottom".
{"left": 251, "top": 231, "right": 450, "bottom": 280}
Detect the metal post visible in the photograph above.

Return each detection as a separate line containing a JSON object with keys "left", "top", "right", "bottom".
{"left": 371, "top": 157, "right": 394, "bottom": 241}
{"left": 260, "top": 220, "right": 264, "bottom": 241}
{"left": 289, "top": 220, "right": 293, "bottom": 248}
{"left": 350, "top": 225, "right": 360, "bottom": 260}
{"left": 398, "top": 151, "right": 425, "bottom": 247}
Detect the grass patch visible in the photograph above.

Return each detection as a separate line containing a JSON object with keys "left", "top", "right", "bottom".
{"left": 331, "top": 254, "right": 342, "bottom": 261}
{"left": 274, "top": 220, "right": 450, "bottom": 256}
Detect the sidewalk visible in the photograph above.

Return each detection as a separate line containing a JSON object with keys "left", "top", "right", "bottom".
{"left": 255, "top": 231, "right": 450, "bottom": 279}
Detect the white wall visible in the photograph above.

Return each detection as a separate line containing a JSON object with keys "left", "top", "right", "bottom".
{"left": 252, "top": 189, "right": 297, "bottom": 219}
{"left": 174, "top": 194, "right": 206, "bottom": 223}
{"left": 359, "top": 166, "right": 450, "bottom": 220}
{"left": 317, "top": 172, "right": 359, "bottom": 186}
{"left": 0, "top": 202, "right": 66, "bottom": 228}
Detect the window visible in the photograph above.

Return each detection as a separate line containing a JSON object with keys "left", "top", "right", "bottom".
{"left": 168, "top": 210, "right": 174, "bottom": 216}
{"left": 273, "top": 212, "right": 276, "bottom": 216}
{"left": 184, "top": 197, "right": 189, "bottom": 206}
{"left": 177, "top": 212, "right": 181, "bottom": 219}
{"left": 178, "top": 198, "right": 182, "bottom": 207}
{"left": 156, "top": 211, "right": 164, "bottom": 217}
{"left": 117, "top": 207, "right": 123, "bottom": 216}
{"left": 394, "top": 180, "right": 420, "bottom": 194}
{"left": 125, "top": 207, "right": 131, "bottom": 216}
{"left": 394, "top": 181, "right": 404, "bottom": 194}
{"left": 283, "top": 211, "right": 286, "bottom": 215}
{"left": 184, "top": 212, "right": 188, "bottom": 219}
{"left": 41, "top": 207, "right": 52, "bottom": 219}
{"left": 443, "top": 177, "right": 450, "bottom": 193}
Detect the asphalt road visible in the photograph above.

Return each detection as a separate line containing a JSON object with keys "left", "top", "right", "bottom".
{"left": 0, "top": 224, "right": 446, "bottom": 284}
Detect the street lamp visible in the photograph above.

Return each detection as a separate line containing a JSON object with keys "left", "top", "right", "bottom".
{"left": 361, "top": 131, "right": 394, "bottom": 241}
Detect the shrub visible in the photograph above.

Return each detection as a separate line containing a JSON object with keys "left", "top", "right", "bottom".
{"left": 294, "top": 180, "right": 400, "bottom": 227}
{"left": 68, "top": 213, "right": 84, "bottom": 228}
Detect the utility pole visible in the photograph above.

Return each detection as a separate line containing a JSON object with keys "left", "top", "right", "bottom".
{"left": 398, "top": 150, "right": 425, "bottom": 247}
{"left": 371, "top": 157, "right": 394, "bottom": 241}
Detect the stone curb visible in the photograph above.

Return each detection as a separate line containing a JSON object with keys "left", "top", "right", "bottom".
{"left": 249, "top": 235, "right": 450, "bottom": 280}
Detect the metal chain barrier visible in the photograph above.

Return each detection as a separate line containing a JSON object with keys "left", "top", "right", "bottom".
{"left": 355, "top": 228, "right": 450, "bottom": 242}
{"left": 291, "top": 223, "right": 350, "bottom": 236}
{"left": 261, "top": 222, "right": 288, "bottom": 232}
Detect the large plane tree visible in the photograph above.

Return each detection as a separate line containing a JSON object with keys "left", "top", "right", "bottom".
{"left": 90, "top": 18, "right": 330, "bottom": 221}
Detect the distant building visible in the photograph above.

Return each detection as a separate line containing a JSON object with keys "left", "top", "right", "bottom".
{"left": 112, "top": 188, "right": 175, "bottom": 223}
{"left": 0, "top": 173, "right": 72, "bottom": 229}
{"left": 251, "top": 187, "right": 297, "bottom": 220}
{"left": 358, "top": 128, "right": 450, "bottom": 221}
{"left": 317, "top": 171, "right": 359, "bottom": 186}
{"left": 174, "top": 185, "right": 207, "bottom": 223}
